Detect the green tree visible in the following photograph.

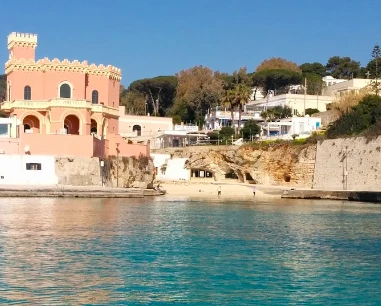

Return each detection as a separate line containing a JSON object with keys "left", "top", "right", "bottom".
{"left": 241, "top": 119, "right": 260, "bottom": 140}
{"left": 173, "top": 66, "right": 223, "bottom": 123}
{"left": 221, "top": 89, "right": 236, "bottom": 129}
{"left": 326, "top": 56, "right": 361, "bottom": 79}
{"left": 305, "top": 73, "right": 324, "bottom": 95}
{"left": 253, "top": 69, "right": 302, "bottom": 94}
{"left": 300, "top": 62, "right": 326, "bottom": 77}
{"left": 234, "top": 83, "right": 252, "bottom": 132}
{"left": 305, "top": 108, "right": 320, "bottom": 116}
{"left": 127, "top": 75, "right": 177, "bottom": 116}
{"left": 260, "top": 106, "right": 291, "bottom": 122}
{"left": 219, "top": 126, "right": 235, "bottom": 141}
{"left": 371, "top": 44, "right": 381, "bottom": 95}
{"left": 120, "top": 90, "right": 146, "bottom": 115}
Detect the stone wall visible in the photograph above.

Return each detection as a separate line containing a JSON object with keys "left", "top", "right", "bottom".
{"left": 55, "top": 156, "right": 155, "bottom": 188}
{"left": 313, "top": 136, "right": 381, "bottom": 191}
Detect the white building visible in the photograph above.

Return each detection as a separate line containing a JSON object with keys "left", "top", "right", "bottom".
{"left": 0, "top": 155, "right": 58, "bottom": 185}
{"left": 246, "top": 94, "right": 334, "bottom": 116}
{"left": 261, "top": 116, "right": 321, "bottom": 139}
{"left": 204, "top": 107, "right": 262, "bottom": 131}
{"left": 323, "top": 78, "right": 376, "bottom": 97}
{"left": 322, "top": 76, "right": 347, "bottom": 88}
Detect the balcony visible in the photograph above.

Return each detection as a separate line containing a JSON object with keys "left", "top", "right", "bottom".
{"left": 91, "top": 104, "right": 119, "bottom": 117}
{"left": 0, "top": 99, "right": 119, "bottom": 116}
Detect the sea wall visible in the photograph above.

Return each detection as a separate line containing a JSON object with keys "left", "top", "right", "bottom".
{"left": 55, "top": 156, "right": 155, "bottom": 188}
{"left": 153, "top": 135, "right": 381, "bottom": 191}
{"left": 313, "top": 136, "right": 381, "bottom": 191}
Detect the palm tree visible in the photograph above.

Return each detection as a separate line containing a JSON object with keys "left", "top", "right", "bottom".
{"left": 234, "top": 83, "right": 252, "bottom": 132}
{"left": 221, "top": 89, "right": 236, "bottom": 130}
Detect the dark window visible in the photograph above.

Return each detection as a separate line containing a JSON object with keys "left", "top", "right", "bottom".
{"left": 24, "top": 85, "right": 31, "bottom": 100}
{"left": 26, "top": 163, "right": 42, "bottom": 170}
{"left": 92, "top": 90, "right": 98, "bottom": 104}
{"left": 60, "top": 83, "right": 71, "bottom": 98}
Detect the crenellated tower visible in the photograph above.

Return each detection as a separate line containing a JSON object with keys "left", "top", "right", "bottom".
{"left": 7, "top": 32, "right": 37, "bottom": 61}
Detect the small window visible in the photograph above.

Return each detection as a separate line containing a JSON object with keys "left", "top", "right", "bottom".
{"left": 26, "top": 163, "right": 42, "bottom": 170}
{"left": 60, "top": 83, "right": 71, "bottom": 98}
{"left": 24, "top": 85, "right": 31, "bottom": 100}
{"left": 91, "top": 90, "right": 98, "bottom": 104}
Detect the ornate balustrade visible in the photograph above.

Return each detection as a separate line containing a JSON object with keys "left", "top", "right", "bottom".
{"left": 0, "top": 99, "right": 119, "bottom": 116}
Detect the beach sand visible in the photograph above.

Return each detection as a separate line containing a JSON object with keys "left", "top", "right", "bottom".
{"left": 158, "top": 181, "right": 290, "bottom": 200}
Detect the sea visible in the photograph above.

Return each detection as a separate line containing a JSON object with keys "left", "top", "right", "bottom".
{"left": 0, "top": 197, "right": 380, "bottom": 305}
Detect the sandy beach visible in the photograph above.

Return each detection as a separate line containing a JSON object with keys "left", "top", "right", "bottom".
{"left": 158, "top": 180, "right": 291, "bottom": 200}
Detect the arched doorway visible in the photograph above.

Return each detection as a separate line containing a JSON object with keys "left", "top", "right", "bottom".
{"left": 23, "top": 115, "right": 40, "bottom": 133}
{"left": 132, "top": 124, "right": 142, "bottom": 136}
{"left": 91, "top": 119, "right": 98, "bottom": 135}
{"left": 64, "top": 115, "right": 80, "bottom": 135}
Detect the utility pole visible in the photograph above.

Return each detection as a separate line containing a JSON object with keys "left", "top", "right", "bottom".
{"left": 304, "top": 78, "right": 307, "bottom": 116}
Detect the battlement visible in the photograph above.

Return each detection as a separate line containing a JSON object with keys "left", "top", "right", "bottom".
{"left": 8, "top": 32, "right": 38, "bottom": 48}
{"left": 5, "top": 56, "right": 122, "bottom": 80}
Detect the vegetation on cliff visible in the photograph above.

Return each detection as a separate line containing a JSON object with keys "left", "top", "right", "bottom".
{"left": 326, "top": 95, "right": 381, "bottom": 138}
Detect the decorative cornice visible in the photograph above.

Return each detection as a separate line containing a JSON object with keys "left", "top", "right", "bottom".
{"left": 5, "top": 57, "right": 122, "bottom": 81}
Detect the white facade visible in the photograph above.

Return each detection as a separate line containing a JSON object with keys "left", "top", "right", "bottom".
{"left": 246, "top": 94, "right": 334, "bottom": 115}
{"left": 322, "top": 78, "right": 375, "bottom": 97}
{"left": 151, "top": 153, "right": 171, "bottom": 179}
{"left": 204, "top": 108, "right": 262, "bottom": 130}
{"left": 261, "top": 116, "right": 321, "bottom": 139}
{"left": 322, "top": 76, "right": 347, "bottom": 88}
{"left": 0, "top": 155, "right": 58, "bottom": 185}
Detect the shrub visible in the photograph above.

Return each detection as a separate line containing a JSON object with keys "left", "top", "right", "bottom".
{"left": 326, "top": 94, "right": 381, "bottom": 138}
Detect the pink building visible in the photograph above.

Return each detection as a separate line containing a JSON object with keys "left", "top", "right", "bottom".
{"left": 0, "top": 32, "right": 148, "bottom": 158}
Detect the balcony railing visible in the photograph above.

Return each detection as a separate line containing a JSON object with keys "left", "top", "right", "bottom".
{"left": 91, "top": 104, "right": 119, "bottom": 117}
{"left": 1, "top": 99, "right": 119, "bottom": 116}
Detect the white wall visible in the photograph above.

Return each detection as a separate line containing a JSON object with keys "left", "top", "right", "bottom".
{"left": 162, "top": 158, "right": 190, "bottom": 181}
{"left": 151, "top": 153, "right": 171, "bottom": 179}
{"left": 0, "top": 155, "right": 58, "bottom": 185}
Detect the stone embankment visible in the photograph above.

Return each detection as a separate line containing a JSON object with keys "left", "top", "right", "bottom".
{"left": 282, "top": 189, "right": 381, "bottom": 203}
{"left": 0, "top": 185, "right": 164, "bottom": 198}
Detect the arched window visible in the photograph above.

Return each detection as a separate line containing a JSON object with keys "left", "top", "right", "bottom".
{"left": 91, "top": 90, "right": 98, "bottom": 104}
{"left": 60, "top": 83, "right": 71, "bottom": 98}
{"left": 24, "top": 85, "right": 31, "bottom": 100}
{"left": 132, "top": 125, "right": 142, "bottom": 136}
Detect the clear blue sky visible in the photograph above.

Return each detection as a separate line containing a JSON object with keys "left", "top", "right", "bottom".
{"left": 1, "top": 0, "right": 380, "bottom": 86}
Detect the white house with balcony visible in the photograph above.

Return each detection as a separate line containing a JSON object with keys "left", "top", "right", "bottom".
{"left": 204, "top": 107, "right": 262, "bottom": 130}
{"left": 246, "top": 94, "right": 334, "bottom": 116}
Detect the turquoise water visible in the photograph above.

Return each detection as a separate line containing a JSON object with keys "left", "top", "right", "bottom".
{"left": 0, "top": 198, "right": 381, "bottom": 305}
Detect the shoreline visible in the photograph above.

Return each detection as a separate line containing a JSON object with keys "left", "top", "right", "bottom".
{"left": 0, "top": 185, "right": 163, "bottom": 198}
{"left": 159, "top": 180, "right": 289, "bottom": 200}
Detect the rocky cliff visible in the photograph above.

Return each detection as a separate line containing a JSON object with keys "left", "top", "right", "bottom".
{"left": 154, "top": 144, "right": 317, "bottom": 187}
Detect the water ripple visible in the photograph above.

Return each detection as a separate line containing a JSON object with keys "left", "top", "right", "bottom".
{"left": 0, "top": 198, "right": 380, "bottom": 305}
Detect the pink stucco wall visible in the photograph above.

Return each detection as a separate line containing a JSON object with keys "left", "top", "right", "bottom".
{"left": 106, "top": 135, "right": 149, "bottom": 158}
{"left": 11, "top": 45, "right": 35, "bottom": 61}
{"left": 7, "top": 70, "right": 120, "bottom": 103}
{"left": 0, "top": 139, "right": 21, "bottom": 154}
{"left": 20, "top": 134, "right": 94, "bottom": 157}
